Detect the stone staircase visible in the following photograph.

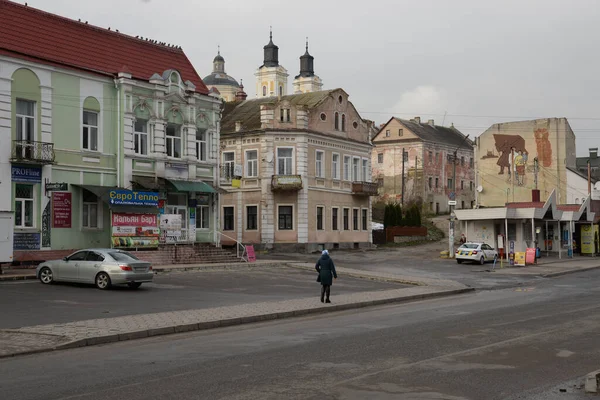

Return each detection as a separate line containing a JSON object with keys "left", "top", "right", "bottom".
{"left": 130, "top": 244, "right": 243, "bottom": 265}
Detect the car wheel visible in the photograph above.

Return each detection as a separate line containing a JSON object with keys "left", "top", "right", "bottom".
{"left": 95, "top": 272, "right": 111, "bottom": 290}
{"left": 479, "top": 256, "right": 485, "bottom": 265}
{"left": 457, "top": 259, "right": 463, "bottom": 264}
{"left": 127, "top": 282, "right": 142, "bottom": 289}
{"left": 39, "top": 267, "right": 54, "bottom": 284}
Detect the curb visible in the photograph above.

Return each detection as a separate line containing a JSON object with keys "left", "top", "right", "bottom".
{"left": 0, "top": 287, "right": 474, "bottom": 359}
{"left": 0, "top": 274, "right": 36, "bottom": 282}
{"left": 542, "top": 265, "right": 600, "bottom": 278}
{"left": 152, "top": 261, "right": 283, "bottom": 273}
{"left": 586, "top": 369, "right": 600, "bottom": 393}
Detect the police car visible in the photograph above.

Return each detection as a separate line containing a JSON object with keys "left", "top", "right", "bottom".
{"left": 455, "top": 242, "right": 498, "bottom": 264}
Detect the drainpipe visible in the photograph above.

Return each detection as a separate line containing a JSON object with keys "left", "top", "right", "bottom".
{"left": 114, "top": 78, "right": 121, "bottom": 188}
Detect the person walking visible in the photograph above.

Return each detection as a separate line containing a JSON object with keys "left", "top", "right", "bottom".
{"left": 315, "top": 250, "right": 337, "bottom": 303}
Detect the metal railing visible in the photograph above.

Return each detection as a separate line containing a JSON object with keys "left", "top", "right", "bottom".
{"left": 210, "top": 230, "right": 247, "bottom": 262}
{"left": 220, "top": 163, "right": 235, "bottom": 182}
{"left": 11, "top": 140, "right": 55, "bottom": 164}
{"left": 351, "top": 181, "right": 378, "bottom": 196}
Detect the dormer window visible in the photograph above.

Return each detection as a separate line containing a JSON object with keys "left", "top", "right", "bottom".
{"left": 170, "top": 72, "right": 180, "bottom": 84}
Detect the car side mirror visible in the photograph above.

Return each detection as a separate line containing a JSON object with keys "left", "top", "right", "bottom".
{"left": 63, "top": 257, "right": 68, "bottom": 261}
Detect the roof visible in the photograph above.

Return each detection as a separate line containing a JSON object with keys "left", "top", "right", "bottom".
{"left": 221, "top": 89, "right": 340, "bottom": 133}
{"left": 377, "top": 117, "right": 473, "bottom": 148}
{"left": 506, "top": 202, "right": 545, "bottom": 209}
{"left": 557, "top": 204, "right": 582, "bottom": 212}
{"left": 203, "top": 72, "right": 240, "bottom": 87}
{"left": 0, "top": 0, "right": 208, "bottom": 94}
{"left": 567, "top": 166, "right": 598, "bottom": 183}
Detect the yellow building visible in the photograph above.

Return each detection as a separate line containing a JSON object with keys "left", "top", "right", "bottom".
{"left": 475, "top": 118, "right": 579, "bottom": 207}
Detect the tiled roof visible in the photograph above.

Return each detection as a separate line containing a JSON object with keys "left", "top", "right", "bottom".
{"left": 221, "top": 90, "right": 337, "bottom": 133}
{"left": 557, "top": 204, "right": 582, "bottom": 212}
{"left": 505, "top": 202, "right": 545, "bottom": 209}
{"left": 0, "top": 0, "right": 208, "bottom": 94}
{"left": 380, "top": 118, "right": 472, "bottom": 148}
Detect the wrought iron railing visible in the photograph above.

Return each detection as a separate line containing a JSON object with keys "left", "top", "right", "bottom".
{"left": 11, "top": 140, "right": 55, "bottom": 164}
{"left": 220, "top": 163, "right": 235, "bottom": 182}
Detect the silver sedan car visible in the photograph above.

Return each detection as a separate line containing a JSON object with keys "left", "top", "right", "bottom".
{"left": 36, "top": 248, "right": 154, "bottom": 289}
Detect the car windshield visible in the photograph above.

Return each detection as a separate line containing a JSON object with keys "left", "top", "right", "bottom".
{"left": 460, "top": 244, "right": 479, "bottom": 249}
{"left": 108, "top": 251, "right": 140, "bottom": 262}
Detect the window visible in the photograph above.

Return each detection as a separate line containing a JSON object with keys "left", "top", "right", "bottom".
{"left": 428, "top": 177, "right": 432, "bottom": 189}
{"left": 470, "top": 157, "right": 474, "bottom": 168}
{"left": 447, "top": 154, "right": 453, "bottom": 164}
{"left": 277, "top": 148, "right": 293, "bottom": 175}
{"left": 341, "top": 114, "right": 346, "bottom": 131}
{"left": 134, "top": 119, "right": 148, "bottom": 155}
{"left": 16, "top": 99, "right": 35, "bottom": 144}
{"left": 461, "top": 180, "right": 464, "bottom": 190}
{"left": 435, "top": 177, "right": 439, "bottom": 188}
{"left": 280, "top": 108, "right": 290, "bottom": 122}
{"left": 338, "top": 95, "right": 343, "bottom": 104}
{"left": 316, "top": 206, "right": 324, "bottom": 230}
{"left": 223, "top": 207, "right": 234, "bottom": 231}
{"left": 352, "top": 157, "right": 360, "bottom": 181}
{"left": 320, "top": 113, "right": 327, "bottom": 121}
{"left": 470, "top": 181, "right": 474, "bottom": 191}
{"left": 343, "top": 156, "right": 351, "bottom": 180}
{"left": 68, "top": 251, "right": 88, "bottom": 262}
{"left": 278, "top": 206, "right": 293, "bottom": 230}
{"left": 362, "top": 209, "right": 368, "bottom": 231}
{"left": 82, "top": 110, "right": 98, "bottom": 151}
{"left": 246, "top": 206, "right": 258, "bottom": 230}
{"left": 262, "top": 86, "right": 267, "bottom": 96}
{"left": 332, "top": 153, "right": 340, "bottom": 180}
{"left": 353, "top": 121, "right": 358, "bottom": 129}
{"left": 279, "top": 86, "right": 283, "bottom": 97}
{"left": 435, "top": 152, "right": 439, "bottom": 163}
{"left": 245, "top": 150, "right": 258, "bottom": 177}
{"left": 447, "top": 178, "right": 453, "bottom": 189}
{"left": 86, "top": 251, "right": 105, "bottom": 262}
{"left": 166, "top": 124, "right": 182, "bottom": 158}
{"left": 343, "top": 208, "right": 349, "bottom": 230}
{"left": 315, "top": 150, "right": 324, "bottom": 178}
{"left": 223, "top": 152, "right": 235, "bottom": 179}
{"left": 377, "top": 153, "right": 383, "bottom": 164}
{"left": 196, "top": 129, "right": 207, "bottom": 161}
{"left": 196, "top": 206, "right": 210, "bottom": 229}
{"left": 82, "top": 189, "right": 98, "bottom": 228}
{"left": 461, "top": 200, "right": 465, "bottom": 209}
{"left": 108, "top": 251, "right": 139, "bottom": 262}
{"left": 461, "top": 156, "right": 465, "bottom": 166}
{"left": 385, "top": 130, "right": 390, "bottom": 137}
{"left": 334, "top": 112, "right": 340, "bottom": 130}
{"left": 362, "top": 159, "right": 369, "bottom": 182}
{"left": 398, "top": 129, "right": 403, "bottom": 137}
{"left": 353, "top": 209, "right": 359, "bottom": 231}
{"left": 332, "top": 207, "right": 339, "bottom": 231}
{"left": 14, "top": 184, "right": 34, "bottom": 228}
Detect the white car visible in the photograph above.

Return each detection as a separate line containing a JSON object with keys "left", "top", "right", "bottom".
{"left": 455, "top": 242, "right": 498, "bottom": 264}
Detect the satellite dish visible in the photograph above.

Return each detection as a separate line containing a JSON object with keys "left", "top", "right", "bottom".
{"left": 476, "top": 185, "right": 483, "bottom": 193}
{"left": 265, "top": 151, "right": 274, "bottom": 163}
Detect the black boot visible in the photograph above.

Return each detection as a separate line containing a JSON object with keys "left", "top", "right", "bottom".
{"left": 326, "top": 298, "right": 331, "bottom": 303}
{"left": 320, "top": 287, "right": 325, "bottom": 303}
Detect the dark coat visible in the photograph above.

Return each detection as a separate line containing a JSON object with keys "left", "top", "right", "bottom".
{"left": 315, "top": 254, "right": 337, "bottom": 286}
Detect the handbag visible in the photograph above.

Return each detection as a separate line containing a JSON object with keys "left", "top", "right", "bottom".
{"left": 316, "top": 274, "right": 321, "bottom": 283}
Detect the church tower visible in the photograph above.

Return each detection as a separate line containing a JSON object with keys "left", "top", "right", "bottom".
{"left": 203, "top": 46, "right": 240, "bottom": 102}
{"left": 293, "top": 38, "right": 323, "bottom": 94}
{"left": 255, "top": 28, "right": 289, "bottom": 98}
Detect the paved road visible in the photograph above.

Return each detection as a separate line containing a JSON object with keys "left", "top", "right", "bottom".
{"left": 2, "top": 270, "right": 599, "bottom": 400}
{"left": 0, "top": 266, "right": 403, "bottom": 329}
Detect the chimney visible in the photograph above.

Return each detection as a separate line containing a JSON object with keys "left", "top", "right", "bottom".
{"left": 235, "top": 121, "right": 242, "bottom": 132}
{"left": 413, "top": 116, "right": 421, "bottom": 124}
{"left": 532, "top": 189, "right": 540, "bottom": 202}
{"left": 428, "top": 119, "right": 434, "bottom": 126}
{"left": 590, "top": 148, "right": 598, "bottom": 159}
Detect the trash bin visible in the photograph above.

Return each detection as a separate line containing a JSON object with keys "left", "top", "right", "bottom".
{"left": 536, "top": 247, "right": 541, "bottom": 258}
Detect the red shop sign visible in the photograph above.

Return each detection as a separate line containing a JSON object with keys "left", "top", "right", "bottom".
{"left": 52, "top": 192, "right": 72, "bottom": 228}
{"left": 112, "top": 213, "right": 157, "bottom": 227}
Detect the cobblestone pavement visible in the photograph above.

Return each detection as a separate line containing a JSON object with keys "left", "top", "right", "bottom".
{"left": 0, "top": 330, "right": 70, "bottom": 358}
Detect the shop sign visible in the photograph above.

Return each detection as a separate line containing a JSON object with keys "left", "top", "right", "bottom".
{"left": 52, "top": 192, "right": 72, "bottom": 228}
{"left": 11, "top": 166, "right": 41, "bottom": 183}
{"left": 525, "top": 248, "right": 536, "bottom": 265}
{"left": 13, "top": 232, "right": 40, "bottom": 250}
{"left": 111, "top": 213, "right": 159, "bottom": 249}
{"left": 160, "top": 214, "right": 182, "bottom": 243}
{"left": 165, "top": 162, "right": 188, "bottom": 179}
{"left": 514, "top": 252, "right": 526, "bottom": 266}
{"left": 108, "top": 190, "right": 159, "bottom": 207}
{"left": 580, "top": 225, "right": 598, "bottom": 254}
{"left": 45, "top": 182, "right": 68, "bottom": 193}
{"left": 196, "top": 194, "right": 210, "bottom": 206}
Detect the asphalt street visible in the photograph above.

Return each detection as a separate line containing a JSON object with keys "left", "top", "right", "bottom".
{"left": 2, "top": 270, "right": 599, "bottom": 400}
{"left": 0, "top": 266, "right": 403, "bottom": 329}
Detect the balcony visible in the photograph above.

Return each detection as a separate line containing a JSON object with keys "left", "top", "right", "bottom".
{"left": 352, "top": 181, "right": 378, "bottom": 196}
{"left": 11, "top": 140, "right": 55, "bottom": 164}
{"left": 220, "top": 163, "right": 236, "bottom": 185}
{"left": 271, "top": 175, "right": 303, "bottom": 192}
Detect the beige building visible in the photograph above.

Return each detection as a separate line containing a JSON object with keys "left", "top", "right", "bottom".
{"left": 372, "top": 117, "right": 475, "bottom": 213}
{"left": 475, "top": 118, "right": 580, "bottom": 207}
{"left": 219, "top": 89, "right": 377, "bottom": 252}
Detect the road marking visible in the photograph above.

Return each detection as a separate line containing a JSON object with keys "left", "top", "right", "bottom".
{"left": 514, "top": 287, "right": 535, "bottom": 292}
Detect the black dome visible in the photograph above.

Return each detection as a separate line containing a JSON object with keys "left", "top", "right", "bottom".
{"left": 203, "top": 73, "right": 239, "bottom": 87}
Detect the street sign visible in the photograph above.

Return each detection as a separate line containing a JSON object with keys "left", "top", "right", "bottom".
{"left": 449, "top": 192, "right": 456, "bottom": 200}
{"left": 448, "top": 200, "right": 457, "bottom": 206}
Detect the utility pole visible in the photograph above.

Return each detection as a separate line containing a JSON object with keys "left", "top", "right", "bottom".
{"left": 401, "top": 148, "right": 405, "bottom": 206}
{"left": 534, "top": 157, "right": 538, "bottom": 190}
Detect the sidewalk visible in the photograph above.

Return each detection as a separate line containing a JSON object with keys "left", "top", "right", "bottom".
{"left": 481, "top": 256, "right": 600, "bottom": 277}
{"left": 0, "top": 265, "right": 473, "bottom": 358}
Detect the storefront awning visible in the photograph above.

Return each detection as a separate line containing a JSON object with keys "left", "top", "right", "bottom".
{"left": 73, "top": 185, "right": 118, "bottom": 203}
{"left": 166, "top": 179, "right": 217, "bottom": 193}
{"left": 130, "top": 176, "right": 167, "bottom": 191}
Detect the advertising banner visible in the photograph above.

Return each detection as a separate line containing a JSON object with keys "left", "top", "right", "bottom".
{"left": 108, "top": 190, "right": 159, "bottom": 207}
{"left": 160, "top": 214, "right": 183, "bottom": 243}
{"left": 111, "top": 213, "right": 159, "bottom": 249}
{"left": 52, "top": 192, "right": 72, "bottom": 228}
{"left": 580, "top": 225, "right": 598, "bottom": 254}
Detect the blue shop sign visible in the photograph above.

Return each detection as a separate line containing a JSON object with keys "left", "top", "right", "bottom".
{"left": 108, "top": 190, "right": 159, "bottom": 207}
{"left": 12, "top": 166, "right": 42, "bottom": 183}
{"left": 13, "top": 232, "right": 41, "bottom": 250}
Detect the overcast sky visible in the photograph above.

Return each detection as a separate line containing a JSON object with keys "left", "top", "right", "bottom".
{"left": 30, "top": 0, "right": 600, "bottom": 156}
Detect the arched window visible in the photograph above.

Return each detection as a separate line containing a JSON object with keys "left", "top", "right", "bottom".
{"left": 341, "top": 114, "right": 346, "bottom": 131}
{"left": 279, "top": 85, "right": 283, "bottom": 97}
{"left": 262, "top": 86, "right": 267, "bottom": 96}
{"left": 334, "top": 112, "right": 339, "bottom": 130}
